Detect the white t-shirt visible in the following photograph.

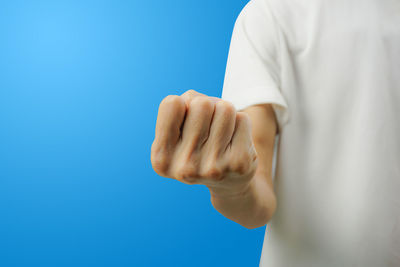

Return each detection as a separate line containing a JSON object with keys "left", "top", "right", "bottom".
{"left": 221, "top": 0, "right": 400, "bottom": 266}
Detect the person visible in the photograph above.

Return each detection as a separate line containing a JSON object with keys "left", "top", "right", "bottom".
{"left": 151, "top": 0, "right": 400, "bottom": 266}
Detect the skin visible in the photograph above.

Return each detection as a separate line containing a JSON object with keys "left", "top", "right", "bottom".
{"left": 151, "top": 89, "right": 278, "bottom": 229}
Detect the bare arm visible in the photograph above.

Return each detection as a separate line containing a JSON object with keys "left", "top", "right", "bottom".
{"left": 208, "top": 104, "right": 278, "bottom": 229}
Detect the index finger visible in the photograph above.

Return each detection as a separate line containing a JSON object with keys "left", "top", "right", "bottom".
{"left": 154, "top": 95, "right": 186, "bottom": 148}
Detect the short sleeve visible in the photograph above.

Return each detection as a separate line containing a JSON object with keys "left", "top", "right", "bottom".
{"left": 221, "top": 0, "right": 290, "bottom": 133}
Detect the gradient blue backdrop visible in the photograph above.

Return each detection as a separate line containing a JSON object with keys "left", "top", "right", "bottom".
{"left": 0, "top": 1, "right": 267, "bottom": 266}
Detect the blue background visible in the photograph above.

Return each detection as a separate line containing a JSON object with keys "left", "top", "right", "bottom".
{"left": 0, "top": 0, "right": 266, "bottom": 266}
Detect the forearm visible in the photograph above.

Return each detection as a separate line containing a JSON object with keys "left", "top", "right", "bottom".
{"left": 208, "top": 175, "right": 277, "bottom": 229}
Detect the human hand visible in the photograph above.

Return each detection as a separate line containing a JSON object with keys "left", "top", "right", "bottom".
{"left": 150, "top": 89, "right": 258, "bottom": 198}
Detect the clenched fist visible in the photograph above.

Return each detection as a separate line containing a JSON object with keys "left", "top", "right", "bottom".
{"left": 150, "top": 90, "right": 258, "bottom": 198}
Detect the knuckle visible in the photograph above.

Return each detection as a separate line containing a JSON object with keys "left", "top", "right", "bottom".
{"left": 236, "top": 111, "right": 251, "bottom": 122}
{"left": 160, "top": 95, "right": 183, "bottom": 108}
{"left": 230, "top": 154, "right": 251, "bottom": 175}
{"left": 186, "top": 89, "right": 197, "bottom": 95}
{"left": 174, "top": 162, "right": 198, "bottom": 183}
{"left": 233, "top": 162, "right": 250, "bottom": 175}
{"left": 189, "top": 96, "right": 214, "bottom": 112}
{"left": 217, "top": 101, "right": 236, "bottom": 117}
{"left": 183, "top": 89, "right": 204, "bottom": 97}
{"left": 235, "top": 112, "right": 252, "bottom": 132}
{"left": 203, "top": 166, "right": 223, "bottom": 181}
{"left": 200, "top": 157, "right": 226, "bottom": 181}
{"left": 181, "top": 89, "right": 199, "bottom": 100}
{"left": 151, "top": 149, "right": 169, "bottom": 176}
{"left": 249, "top": 147, "right": 258, "bottom": 162}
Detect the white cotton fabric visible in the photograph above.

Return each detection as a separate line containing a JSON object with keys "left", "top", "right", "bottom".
{"left": 221, "top": 0, "right": 400, "bottom": 266}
